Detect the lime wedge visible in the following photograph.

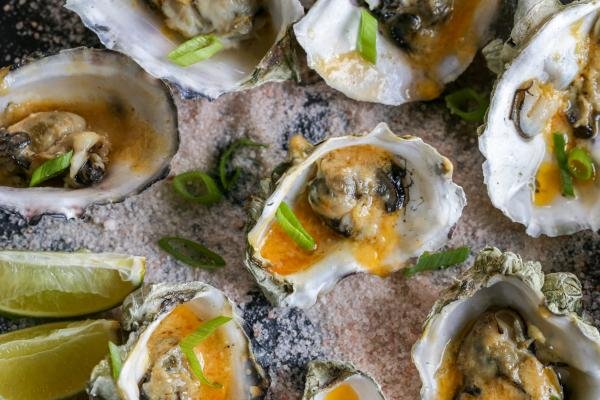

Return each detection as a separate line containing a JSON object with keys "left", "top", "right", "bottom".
{"left": 0, "top": 319, "right": 120, "bottom": 400}
{"left": 0, "top": 251, "right": 145, "bottom": 318}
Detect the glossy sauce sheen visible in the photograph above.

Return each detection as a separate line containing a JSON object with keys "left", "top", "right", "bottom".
{"left": 0, "top": 99, "right": 166, "bottom": 187}
{"left": 145, "top": 305, "right": 232, "bottom": 400}
{"left": 323, "top": 383, "right": 360, "bottom": 400}
{"left": 260, "top": 145, "right": 401, "bottom": 277}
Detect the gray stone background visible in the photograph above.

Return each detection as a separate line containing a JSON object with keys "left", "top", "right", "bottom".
{"left": 0, "top": 1, "right": 598, "bottom": 399}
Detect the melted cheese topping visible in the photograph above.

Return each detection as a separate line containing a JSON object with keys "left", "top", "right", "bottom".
{"left": 260, "top": 145, "right": 401, "bottom": 277}
{"left": 144, "top": 305, "right": 233, "bottom": 400}
{"left": 323, "top": 383, "right": 360, "bottom": 400}
{"left": 0, "top": 99, "right": 166, "bottom": 187}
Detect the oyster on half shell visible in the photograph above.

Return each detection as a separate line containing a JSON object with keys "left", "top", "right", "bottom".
{"left": 293, "top": 0, "right": 500, "bottom": 105}
{"left": 0, "top": 48, "right": 178, "bottom": 221}
{"left": 246, "top": 123, "right": 466, "bottom": 308}
{"left": 412, "top": 247, "right": 600, "bottom": 400}
{"left": 302, "top": 361, "right": 386, "bottom": 400}
{"left": 480, "top": 0, "right": 600, "bottom": 236}
{"left": 88, "top": 282, "right": 268, "bottom": 400}
{"left": 66, "top": 0, "right": 304, "bottom": 99}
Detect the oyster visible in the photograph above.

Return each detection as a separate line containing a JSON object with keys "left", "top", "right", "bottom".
{"left": 0, "top": 48, "right": 179, "bottom": 221}
{"left": 412, "top": 247, "right": 600, "bottom": 400}
{"left": 293, "top": 0, "right": 500, "bottom": 105}
{"left": 65, "top": 0, "right": 305, "bottom": 99}
{"left": 246, "top": 123, "right": 466, "bottom": 308}
{"left": 302, "top": 361, "right": 386, "bottom": 400}
{"left": 88, "top": 282, "right": 269, "bottom": 400}
{"left": 479, "top": 1, "right": 600, "bottom": 236}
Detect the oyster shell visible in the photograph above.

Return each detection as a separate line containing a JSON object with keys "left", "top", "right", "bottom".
{"left": 88, "top": 282, "right": 269, "bottom": 400}
{"left": 480, "top": 0, "right": 600, "bottom": 236}
{"left": 65, "top": 0, "right": 305, "bottom": 99}
{"left": 412, "top": 247, "right": 600, "bottom": 399}
{"left": 293, "top": 0, "right": 500, "bottom": 105}
{"left": 246, "top": 123, "right": 466, "bottom": 308}
{"left": 0, "top": 47, "right": 179, "bottom": 221}
{"left": 302, "top": 361, "right": 386, "bottom": 400}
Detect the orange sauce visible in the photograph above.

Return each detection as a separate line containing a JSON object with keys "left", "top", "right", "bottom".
{"left": 435, "top": 340, "right": 464, "bottom": 400}
{"left": 146, "top": 305, "right": 232, "bottom": 400}
{"left": 0, "top": 99, "right": 166, "bottom": 187}
{"left": 324, "top": 383, "right": 360, "bottom": 400}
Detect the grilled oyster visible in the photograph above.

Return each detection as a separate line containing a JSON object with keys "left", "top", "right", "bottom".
{"left": 88, "top": 282, "right": 269, "bottom": 400}
{"left": 293, "top": 0, "right": 500, "bottom": 105}
{"left": 246, "top": 123, "right": 466, "bottom": 308}
{"left": 0, "top": 48, "right": 178, "bottom": 221}
{"left": 480, "top": 1, "right": 600, "bottom": 236}
{"left": 412, "top": 247, "right": 600, "bottom": 399}
{"left": 66, "top": 0, "right": 304, "bottom": 99}
{"left": 302, "top": 361, "right": 386, "bottom": 400}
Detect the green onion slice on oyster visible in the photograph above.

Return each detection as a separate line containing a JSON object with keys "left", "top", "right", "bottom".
{"left": 412, "top": 247, "right": 600, "bottom": 400}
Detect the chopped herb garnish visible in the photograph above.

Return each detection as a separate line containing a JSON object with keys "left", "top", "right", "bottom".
{"left": 357, "top": 9, "right": 378, "bottom": 64}
{"left": 404, "top": 247, "right": 470, "bottom": 277}
{"left": 444, "top": 88, "right": 489, "bottom": 122}
{"left": 108, "top": 341, "right": 122, "bottom": 381}
{"left": 158, "top": 237, "right": 225, "bottom": 270}
{"left": 567, "top": 147, "right": 595, "bottom": 181}
{"left": 553, "top": 133, "right": 575, "bottom": 198}
{"left": 179, "top": 316, "right": 232, "bottom": 388}
{"left": 275, "top": 202, "right": 316, "bottom": 251}
{"left": 29, "top": 150, "right": 73, "bottom": 187}
{"left": 168, "top": 34, "right": 224, "bottom": 67}
{"left": 173, "top": 171, "right": 222, "bottom": 205}
{"left": 218, "top": 138, "right": 267, "bottom": 191}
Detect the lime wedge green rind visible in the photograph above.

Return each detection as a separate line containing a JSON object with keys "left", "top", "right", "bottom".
{"left": 0, "top": 251, "right": 145, "bottom": 318}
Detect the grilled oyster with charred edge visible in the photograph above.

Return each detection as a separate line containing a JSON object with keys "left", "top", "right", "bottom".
{"left": 302, "top": 360, "right": 386, "bottom": 400}
{"left": 88, "top": 282, "right": 269, "bottom": 400}
{"left": 246, "top": 123, "right": 466, "bottom": 309}
{"left": 412, "top": 247, "right": 600, "bottom": 400}
{"left": 65, "top": 0, "right": 304, "bottom": 99}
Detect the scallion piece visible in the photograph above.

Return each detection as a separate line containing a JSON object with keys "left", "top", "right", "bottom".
{"left": 108, "top": 341, "right": 122, "bottom": 381}
{"left": 179, "top": 316, "right": 232, "bottom": 388}
{"left": 357, "top": 9, "right": 378, "bottom": 64}
{"left": 29, "top": 150, "right": 73, "bottom": 187}
{"left": 158, "top": 237, "right": 226, "bottom": 270}
{"left": 567, "top": 147, "right": 595, "bottom": 181}
{"left": 404, "top": 247, "right": 470, "bottom": 277}
{"left": 168, "top": 34, "right": 224, "bottom": 67}
{"left": 219, "top": 138, "right": 267, "bottom": 191}
{"left": 553, "top": 133, "right": 575, "bottom": 198}
{"left": 275, "top": 202, "right": 316, "bottom": 251}
{"left": 444, "top": 88, "right": 489, "bottom": 122}
{"left": 173, "top": 171, "right": 222, "bottom": 205}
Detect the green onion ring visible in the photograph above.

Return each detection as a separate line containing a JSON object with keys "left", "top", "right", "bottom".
{"left": 108, "top": 341, "right": 122, "bottom": 381}
{"left": 275, "top": 202, "right": 316, "bottom": 252}
{"left": 29, "top": 150, "right": 73, "bottom": 187}
{"left": 168, "top": 34, "right": 224, "bottom": 67}
{"left": 173, "top": 171, "right": 222, "bottom": 205}
{"left": 444, "top": 88, "right": 489, "bottom": 123}
{"left": 357, "top": 9, "right": 378, "bottom": 64}
{"left": 567, "top": 147, "right": 595, "bottom": 181}
{"left": 404, "top": 247, "right": 470, "bottom": 277}
{"left": 553, "top": 133, "right": 575, "bottom": 198}
{"left": 158, "top": 237, "right": 225, "bottom": 270}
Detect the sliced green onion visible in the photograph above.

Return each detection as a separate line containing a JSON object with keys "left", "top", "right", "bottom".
{"left": 404, "top": 247, "right": 470, "bottom": 277}
{"left": 29, "top": 150, "right": 73, "bottom": 187}
{"left": 173, "top": 171, "right": 222, "bottom": 205}
{"left": 179, "top": 316, "right": 232, "bottom": 388}
{"left": 168, "top": 34, "right": 224, "bottom": 67}
{"left": 219, "top": 138, "right": 267, "bottom": 191}
{"left": 357, "top": 9, "right": 378, "bottom": 64}
{"left": 275, "top": 202, "right": 316, "bottom": 252}
{"left": 158, "top": 237, "right": 225, "bottom": 270}
{"left": 444, "top": 88, "right": 489, "bottom": 122}
{"left": 553, "top": 133, "right": 575, "bottom": 198}
{"left": 108, "top": 341, "right": 122, "bottom": 381}
{"left": 567, "top": 147, "right": 595, "bottom": 181}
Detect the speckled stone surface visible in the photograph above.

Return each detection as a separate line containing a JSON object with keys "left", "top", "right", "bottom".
{"left": 0, "top": 1, "right": 599, "bottom": 399}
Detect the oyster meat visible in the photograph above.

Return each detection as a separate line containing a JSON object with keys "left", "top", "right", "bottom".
{"left": 412, "top": 247, "right": 600, "bottom": 400}
{"left": 0, "top": 48, "right": 179, "bottom": 221}
{"left": 302, "top": 361, "right": 386, "bottom": 400}
{"left": 88, "top": 282, "right": 268, "bottom": 400}
{"left": 66, "top": 0, "right": 304, "bottom": 99}
{"left": 246, "top": 123, "right": 466, "bottom": 308}
{"left": 480, "top": 1, "right": 600, "bottom": 236}
{"left": 293, "top": 0, "right": 500, "bottom": 105}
